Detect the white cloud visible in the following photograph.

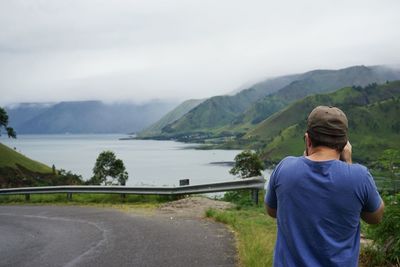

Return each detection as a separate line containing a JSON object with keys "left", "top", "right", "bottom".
{"left": 0, "top": 0, "right": 399, "bottom": 105}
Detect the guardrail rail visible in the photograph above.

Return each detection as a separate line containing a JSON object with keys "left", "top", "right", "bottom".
{"left": 0, "top": 176, "right": 266, "bottom": 204}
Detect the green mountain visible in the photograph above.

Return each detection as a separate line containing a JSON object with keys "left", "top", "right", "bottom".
{"left": 7, "top": 100, "right": 177, "bottom": 134}
{"left": 0, "top": 143, "right": 82, "bottom": 188}
{"left": 159, "top": 74, "right": 301, "bottom": 137}
{"left": 231, "top": 65, "right": 400, "bottom": 130}
{"left": 0, "top": 143, "right": 52, "bottom": 187}
{"left": 0, "top": 143, "right": 51, "bottom": 173}
{"left": 159, "top": 65, "right": 400, "bottom": 140}
{"left": 138, "top": 99, "right": 205, "bottom": 137}
{"left": 246, "top": 81, "right": 400, "bottom": 164}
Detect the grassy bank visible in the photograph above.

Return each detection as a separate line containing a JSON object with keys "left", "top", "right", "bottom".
{"left": 206, "top": 204, "right": 277, "bottom": 267}
{"left": 0, "top": 193, "right": 176, "bottom": 209}
{"left": 0, "top": 143, "right": 51, "bottom": 172}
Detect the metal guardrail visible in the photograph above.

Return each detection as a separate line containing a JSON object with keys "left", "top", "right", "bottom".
{"left": 0, "top": 176, "right": 266, "bottom": 203}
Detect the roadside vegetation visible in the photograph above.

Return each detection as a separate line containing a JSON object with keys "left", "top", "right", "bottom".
{"left": 360, "top": 193, "right": 400, "bottom": 266}
{"left": 205, "top": 151, "right": 276, "bottom": 266}
{"left": 0, "top": 193, "right": 177, "bottom": 209}
{"left": 206, "top": 192, "right": 276, "bottom": 267}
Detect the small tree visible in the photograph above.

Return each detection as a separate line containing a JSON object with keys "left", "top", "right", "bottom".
{"left": 0, "top": 107, "right": 16, "bottom": 138}
{"left": 90, "top": 151, "right": 128, "bottom": 185}
{"left": 226, "top": 150, "right": 264, "bottom": 205}
{"left": 230, "top": 150, "right": 264, "bottom": 178}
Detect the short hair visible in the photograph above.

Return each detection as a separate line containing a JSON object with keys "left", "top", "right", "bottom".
{"left": 307, "top": 130, "right": 347, "bottom": 152}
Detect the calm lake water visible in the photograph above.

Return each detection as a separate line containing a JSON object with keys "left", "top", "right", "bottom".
{"left": 0, "top": 134, "right": 267, "bottom": 187}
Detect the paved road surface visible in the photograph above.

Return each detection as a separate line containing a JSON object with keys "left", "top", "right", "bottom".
{"left": 0, "top": 206, "right": 236, "bottom": 267}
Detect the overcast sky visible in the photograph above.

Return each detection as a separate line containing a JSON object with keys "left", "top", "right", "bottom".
{"left": 1, "top": 0, "right": 399, "bottom": 105}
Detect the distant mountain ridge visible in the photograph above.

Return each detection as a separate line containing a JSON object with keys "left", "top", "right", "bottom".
{"left": 250, "top": 81, "right": 400, "bottom": 163}
{"left": 6, "top": 100, "right": 177, "bottom": 134}
{"left": 158, "top": 73, "right": 301, "bottom": 135}
{"left": 154, "top": 65, "right": 400, "bottom": 140}
{"left": 232, "top": 65, "right": 400, "bottom": 127}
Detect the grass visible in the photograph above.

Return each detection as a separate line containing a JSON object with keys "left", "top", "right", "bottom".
{"left": 0, "top": 193, "right": 177, "bottom": 211}
{"left": 359, "top": 193, "right": 400, "bottom": 266}
{"left": 0, "top": 143, "right": 52, "bottom": 173}
{"left": 206, "top": 204, "right": 277, "bottom": 267}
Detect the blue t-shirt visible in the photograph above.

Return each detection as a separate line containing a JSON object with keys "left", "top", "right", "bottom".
{"left": 265, "top": 156, "right": 382, "bottom": 267}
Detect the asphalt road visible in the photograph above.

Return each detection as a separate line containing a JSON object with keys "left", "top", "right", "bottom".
{"left": 0, "top": 206, "right": 236, "bottom": 267}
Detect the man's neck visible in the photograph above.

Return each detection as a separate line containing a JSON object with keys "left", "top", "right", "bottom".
{"left": 306, "top": 146, "right": 340, "bottom": 162}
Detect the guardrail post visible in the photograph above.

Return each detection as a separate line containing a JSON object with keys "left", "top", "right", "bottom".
{"left": 25, "top": 194, "right": 30, "bottom": 201}
{"left": 251, "top": 189, "right": 259, "bottom": 205}
{"left": 67, "top": 193, "right": 73, "bottom": 201}
{"left": 120, "top": 193, "right": 126, "bottom": 200}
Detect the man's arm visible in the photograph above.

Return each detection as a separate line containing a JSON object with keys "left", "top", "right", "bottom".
{"left": 341, "top": 141, "right": 384, "bottom": 224}
{"left": 265, "top": 204, "right": 277, "bottom": 218}
{"left": 361, "top": 200, "right": 384, "bottom": 224}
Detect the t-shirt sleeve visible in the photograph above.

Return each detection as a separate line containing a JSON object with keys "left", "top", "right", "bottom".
{"left": 265, "top": 167, "right": 278, "bottom": 209}
{"left": 361, "top": 171, "right": 382, "bottom": 213}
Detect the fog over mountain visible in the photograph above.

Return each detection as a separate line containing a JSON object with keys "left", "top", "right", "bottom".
{"left": 6, "top": 100, "right": 177, "bottom": 134}
{"left": 1, "top": 1, "right": 399, "bottom": 105}
{"left": 151, "top": 65, "right": 400, "bottom": 139}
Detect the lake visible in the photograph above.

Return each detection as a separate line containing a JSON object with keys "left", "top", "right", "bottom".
{"left": 0, "top": 134, "right": 271, "bottom": 187}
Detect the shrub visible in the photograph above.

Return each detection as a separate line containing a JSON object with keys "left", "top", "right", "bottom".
{"left": 223, "top": 190, "right": 254, "bottom": 207}
{"left": 362, "top": 193, "right": 400, "bottom": 266}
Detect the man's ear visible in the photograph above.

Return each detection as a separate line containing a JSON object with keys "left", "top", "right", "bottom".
{"left": 305, "top": 132, "right": 312, "bottom": 148}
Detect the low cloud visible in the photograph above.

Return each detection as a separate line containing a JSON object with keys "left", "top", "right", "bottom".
{"left": 1, "top": 0, "right": 399, "bottom": 105}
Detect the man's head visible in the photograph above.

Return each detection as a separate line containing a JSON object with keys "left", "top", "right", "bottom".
{"left": 306, "top": 106, "right": 348, "bottom": 152}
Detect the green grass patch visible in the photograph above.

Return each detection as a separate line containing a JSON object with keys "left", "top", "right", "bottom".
{"left": 360, "top": 193, "right": 400, "bottom": 266}
{"left": 206, "top": 205, "right": 277, "bottom": 267}
{"left": 0, "top": 193, "right": 177, "bottom": 207}
{"left": 0, "top": 143, "right": 51, "bottom": 173}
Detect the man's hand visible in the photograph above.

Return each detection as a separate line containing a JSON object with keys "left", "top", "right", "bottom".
{"left": 265, "top": 204, "right": 277, "bottom": 218}
{"left": 340, "top": 141, "right": 352, "bottom": 163}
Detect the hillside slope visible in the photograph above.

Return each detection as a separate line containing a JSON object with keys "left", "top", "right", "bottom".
{"left": 160, "top": 73, "right": 300, "bottom": 135}
{"left": 0, "top": 143, "right": 53, "bottom": 188}
{"left": 160, "top": 65, "right": 400, "bottom": 139}
{"left": 0, "top": 143, "right": 84, "bottom": 188}
{"left": 232, "top": 65, "right": 400, "bottom": 129}
{"left": 0, "top": 143, "right": 51, "bottom": 173}
{"left": 247, "top": 81, "right": 400, "bottom": 163}
{"left": 138, "top": 99, "right": 205, "bottom": 137}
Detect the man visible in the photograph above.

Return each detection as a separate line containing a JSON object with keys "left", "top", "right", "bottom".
{"left": 265, "top": 106, "right": 384, "bottom": 267}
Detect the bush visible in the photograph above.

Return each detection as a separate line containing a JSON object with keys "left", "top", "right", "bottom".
{"left": 362, "top": 193, "right": 400, "bottom": 266}
{"left": 223, "top": 190, "right": 254, "bottom": 207}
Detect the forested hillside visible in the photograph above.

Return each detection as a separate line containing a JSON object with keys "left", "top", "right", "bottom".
{"left": 245, "top": 81, "right": 400, "bottom": 163}
{"left": 138, "top": 99, "right": 205, "bottom": 137}
{"left": 153, "top": 65, "right": 400, "bottom": 140}
{"left": 154, "top": 73, "right": 301, "bottom": 137}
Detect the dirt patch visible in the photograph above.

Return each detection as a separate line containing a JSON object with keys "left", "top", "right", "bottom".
{"left": 360, "top": 233, "right": 373, "bottom": 246}
{"left": 157, "top": 196, "right": 234, "bottom": 218}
